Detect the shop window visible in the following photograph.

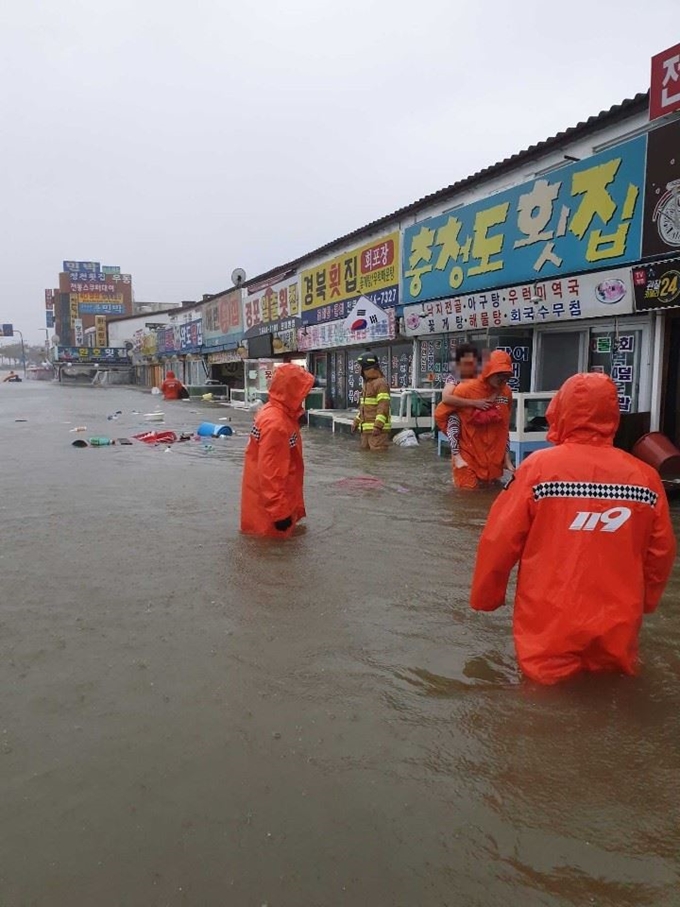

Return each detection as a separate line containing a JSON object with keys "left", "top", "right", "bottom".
{"left": 537, "top": 331, "right": 586, "bottom": 392}
{"left": 416, "top": 335, "right": 465, "bottom": 386}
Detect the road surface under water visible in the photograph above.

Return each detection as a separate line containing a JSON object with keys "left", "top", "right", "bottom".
{"left": 1, "top": 381, "right": 679, "bottom": 907}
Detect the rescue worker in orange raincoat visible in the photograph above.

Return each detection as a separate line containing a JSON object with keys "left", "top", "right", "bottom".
{"left": 434, "top": 343, "right": 495, "bottom": 472}
{"left": 160, "top": 370, "right": 185, "bottom": 400}
{"left": 240, "top": 363, "right": 315, "bottom": 538}
{"left": 470, "top": 372, "right": 676, "bottom": 685}
{"left": 351, "top": 353, "right": 391, "bottom": 451}
{"left": 450, "top": 349, "right": 515, "bottom": 489}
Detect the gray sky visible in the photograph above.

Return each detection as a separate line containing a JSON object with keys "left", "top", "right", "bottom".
{"left": 0, "top": 0, "right": 675, "bottom": 343}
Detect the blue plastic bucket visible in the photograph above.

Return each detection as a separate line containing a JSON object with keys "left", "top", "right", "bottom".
{"left": 196, "top": 422, "right": 233, "bottom": 438}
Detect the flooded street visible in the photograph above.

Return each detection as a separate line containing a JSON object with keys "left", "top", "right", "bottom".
{"left": 2, "top": 381, "right": 680, "bottom": 907}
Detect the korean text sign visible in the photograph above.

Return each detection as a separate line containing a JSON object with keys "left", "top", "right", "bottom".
{"left": 56, "top": 347, "right": 131, "bottom": 363}
{"left": 402, "top": 137, "right": 646, "bottom": 304}
{"left": 300, "top": 232, "right": 400, "bottom": 325}
{"left": 201, "top": 290, "right": 242, "bottom": 347}
{"left": 633, "top": 259, "right": 680, "bottom": 311}
{"left": 244, "top": 277, "right": 301, "bottom": 336}
{"left": 650, "top": 43, "right": 680, "bottom": 121}
{"left": 296, "top": 309, "right": 396, "bottom": 351}
{"left": 402, "top": 268, "right": 634, "bottom": 335}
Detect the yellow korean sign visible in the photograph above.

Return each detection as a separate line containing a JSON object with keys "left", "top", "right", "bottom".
{"left": 72, "top": 293, "right": 124, "bottom": 305}
{"left": 95, "top": 315, "right": 107, "bottom": 347}
{"left": 300, "top": 231, "right": 400, "bottom": 324}
{"left": 141, "top": 333, "right": 157, "bottom": 356}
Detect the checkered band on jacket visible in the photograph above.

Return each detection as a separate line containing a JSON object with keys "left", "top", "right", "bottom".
{"left": 532, "top": 481, "right": 658, "bottom": 507}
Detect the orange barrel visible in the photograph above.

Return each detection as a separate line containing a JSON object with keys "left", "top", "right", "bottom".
{"left": 632, "top": 432, "right": 680, "bottom": 477}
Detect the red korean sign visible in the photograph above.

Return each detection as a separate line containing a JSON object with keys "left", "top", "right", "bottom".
{"left": 650, "top": 43, "right": 680, "bottom": 121}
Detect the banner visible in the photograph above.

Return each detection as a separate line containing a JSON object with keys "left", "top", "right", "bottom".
{"left": 296, "top": 309, "right": 396, "bottom": 351}
{"left": 45, "top": 289, "right": 54, "bottom": 310}
{"left": 55, "top": 347, "right": 131, "bottom": 363}
{"left": 300, "top": 231, "right": 400, "bottom": 325}
{"left": 141, "top": 333, "right": 157, "bottom": 356}
{"left": 78, "top": 303, "right": 125, "bottom": 315}
{"left": 402, "top": 137, "right": 646, "bottom": 304}
{"left": 156, "top": 319, "right": 203, "bottom": 355}
{"left": 177, "top": 319, "right": 203, "bottom": 353}
{"left": 650, "top": 43, "right": 680, "bottom": 121}
{"left": 633, "top": 258, "right": 680, "bottom": 311}
{"left": 208, "top": 350, "right": 243, "bottom": 364}
{"left": 68, "top": 280, "right": 119, "bottom": 294}
{"left": 402, "top": 267, "right": 634, "bottom": 336}
{"left": 95, "top": 315, "right": 107, "bottom": 347}
{"left": 201, "top": 290, "right": 242, "bottom": 348}
{"left": 76, "top": 296, "right": 123, "bottom": 305}
{"left": 244, "top": 276, "right": 301, "bottom": 341}
{"left": 642, "top": 118, "right": 680, "bottom": 257}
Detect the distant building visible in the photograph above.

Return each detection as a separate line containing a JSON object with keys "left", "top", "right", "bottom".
{"left": 52, "top": 261, "right": 134, "bottom": 348}
{"left": 133, "top": 300, "right": 182, "bottom": 315}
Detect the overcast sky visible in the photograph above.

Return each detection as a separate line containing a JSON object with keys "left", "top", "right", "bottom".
{"left": 0, "top": 0, "right": 675, "bottom": 343}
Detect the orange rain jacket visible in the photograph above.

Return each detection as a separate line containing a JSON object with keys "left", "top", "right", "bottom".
{"left": 451, "top": 350, "right": 513, "bottom": 482}
{"left": 240, "top": 364, "right": 315, "bottom": 538}
{"left": 470, "top": 372, "right": 676, "bottom": 684}
{"left": 161, "top": 371, "right": 183, "bottom": 400}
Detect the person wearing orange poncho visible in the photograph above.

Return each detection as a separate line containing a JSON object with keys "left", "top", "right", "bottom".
{"left": 450, "top": 349, "right": 515, "bottom": 489}
{"left": 470, "top": 372, "right": 676, "bottom": 684}
{"left": 240, "top": 363, "right": 315, "bottom": 538}
{"left": 160, "top": 370, "right": 185, "bottom": 400}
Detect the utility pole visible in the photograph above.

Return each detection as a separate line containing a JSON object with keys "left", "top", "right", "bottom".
{"left": 13, "top": 329, "right": 27, "bottom": 378}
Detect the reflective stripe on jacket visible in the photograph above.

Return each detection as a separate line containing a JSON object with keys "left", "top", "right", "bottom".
{"left": 356, "top": 375, "right": 391, "bottom": 432}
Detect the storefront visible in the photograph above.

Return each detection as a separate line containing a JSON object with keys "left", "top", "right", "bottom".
{"left": 404, "top": 267, "right": 654, "bottom": 422}
{"left": 297, "top": 303, "right": 414, "bottom": 409}
{"left": 198, "top": 289, "right": 245, "bottom": 391}
{"left": 295, "top": 231, "right": 405, "bottom": 408}
{"left": 155, "top": 317, "right": 204, "bottom": 385}
{"left": 207, "top": 349, "right": 245, "bottom": 393}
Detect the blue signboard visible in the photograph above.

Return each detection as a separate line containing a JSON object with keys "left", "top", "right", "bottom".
{"left": 156, "top": 320, "right": 203, "bottom": 355}
{"left": 402, "top": 136, "right": 647, "bottom": 304}
{"left": 79, "top": 303, "right": 125, "bottom": 315}
{"left": 56, "top": 346, "right": 131, "bottom": 363}
{"left": 0, "top": 324, "right": 14, "bottom": 336}
{"left": 46, "top": 311, "right": 55, "bottom": 328}
{"left": 63, "top": 261, "right": 100, "bottom": 272}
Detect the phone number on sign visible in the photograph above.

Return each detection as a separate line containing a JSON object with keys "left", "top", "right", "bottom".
{"left": 372, "top": 288, "right": 398, "bottom": 306}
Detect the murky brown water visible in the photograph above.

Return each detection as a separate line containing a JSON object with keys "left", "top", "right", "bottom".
{"left": 2, "top": 382, "right": 679, "bottom": 907}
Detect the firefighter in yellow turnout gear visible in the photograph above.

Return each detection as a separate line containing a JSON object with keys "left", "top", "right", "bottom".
{"left": 351, "top": 354, "right": 392, "bottom": 451}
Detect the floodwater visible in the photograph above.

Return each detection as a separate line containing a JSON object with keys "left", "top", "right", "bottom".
{"left": 1, "top": 381, "right": 680, "bottom": 907}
